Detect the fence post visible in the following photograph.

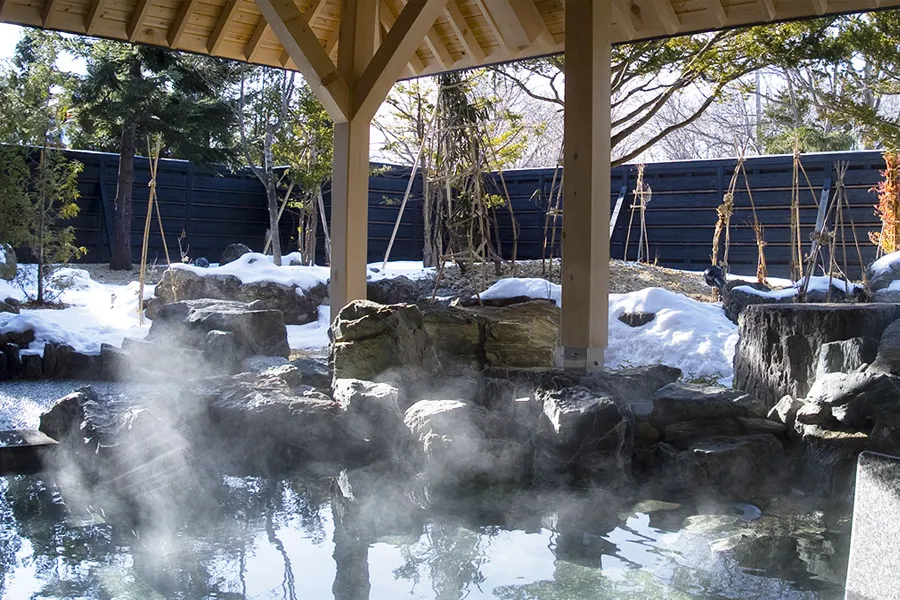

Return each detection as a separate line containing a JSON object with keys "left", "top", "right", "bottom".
{"left": 183, "top": 162, "right": 194, "bottom": 261}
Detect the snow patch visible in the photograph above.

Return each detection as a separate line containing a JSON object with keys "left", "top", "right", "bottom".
{"left": 606, "top": 287, "right": 738, "bottom": 385}
{"left": 172, "top": 252, "right": 329, "bottom": 292}
{"left": 287, "top": 305, "right": 331, "bottom": 351}
{"left": 366, "top": 261, "right": 435, "bottom": 282}
{"left": 869, "top": 250, "right": 900, "bottom": 276}
{"left": 732, "top": 276, "right": 859, "bottom": 301}
{"left": 480, "top": 278, "right": 561, "bottom": 306}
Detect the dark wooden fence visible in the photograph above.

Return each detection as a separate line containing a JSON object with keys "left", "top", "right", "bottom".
{"left": 60, "top": 148, "right": 885, "bottom": 278}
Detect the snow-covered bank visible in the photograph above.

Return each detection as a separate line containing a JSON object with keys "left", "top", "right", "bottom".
{"left": 287, "top": 305, "right": 332, "bottom": 352}
{"left": 0, "top": 267, "right": 149, "bottom": 355}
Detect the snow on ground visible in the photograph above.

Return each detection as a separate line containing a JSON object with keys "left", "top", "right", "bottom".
{"left": 869, "top": 250, "right": 900, "bottom": 275}
{"left": 174, "top": 252, "right": 329, "bottom": 291}
{"left": 287, "top": 305, "right": 331, "bottom": 352}
{"left": 0, "top": 266, "right": 150, "bottom": 356}
{"left": 607, "top": 287, "right": 739, "bottom": 385}
{"left": 481, "top": 278, "right": 561, "bottom": 306}
{"left": 366, "top": 260, "right": 435, "bottom": 281}
{"left": 732, "top": 275, "right": 860, "bottom": 301}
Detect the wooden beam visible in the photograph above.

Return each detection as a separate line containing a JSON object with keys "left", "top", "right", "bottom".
{"left": 424, "top": 28, "right": 453, "bottom": 68}
{"left": 256, "top": 0, "right": 350, "bottom": 121}
{"left": 758, "top": 0, "right": 776, "bottom": 20}
{"left": 42, "top": 0, "right": 60, "bottom": 27}
{"left": 127, "top": 0, "right": 154, "bottom": 41}
{"left": 481, "top": 0, "right": 531, "bottom": 52}
{"left": 379, "top": 0, "right": 425, "bottom": 74}
{"left": 610, "top": 0, "right": 636, "bottom": 40}
{"left": 272, "top": 0, "right": 328, "bottom": 65}
{"left": 169, "top": 0, "right": 201, "bottom": 49}
{"left": 706, "top": 0, "right": 726, "bottom": 27}
{"left": 812, "top": 0, "right": 827, "bottom": 14}
{"left": 650, "top": 0, "right": 680, "bottom": 35}
{"left": 245, "top": 19, "right": 270, "bottom": 60}
{"left": 208, "top": 0, "right": 241, "bottom": 54}
{"left": 561, "top": 0, "right": 611, "bottom": 370}
{"left": 509, "top": 0, "right": 554, "bottom": 50}
{"left": 444, "top": 0, "right": 484, "bottom": 63}
{"left": 85, "top": 0, "right": 108, "bottom": 35}
{"left": 470, "top": 0, "right": 509, "bottom": 54}
{"left": 354, "top": 0, "right": 448, "bottom": 121}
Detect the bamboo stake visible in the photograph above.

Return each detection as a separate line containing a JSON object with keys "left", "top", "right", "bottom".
{"left": 138, "top": 135, "right": 163, "bottom": 325}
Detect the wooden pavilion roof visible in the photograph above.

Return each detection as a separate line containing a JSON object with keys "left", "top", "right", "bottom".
{"left": 2, "top": 0, "right": 897, "bottom": 79}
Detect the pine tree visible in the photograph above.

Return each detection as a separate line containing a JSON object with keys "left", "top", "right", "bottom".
{"left": 70, "top": 41, "right": 238, "bottom": 270}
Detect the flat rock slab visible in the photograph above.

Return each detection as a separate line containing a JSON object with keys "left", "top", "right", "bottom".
{"left": 0, "top": 429, "right": 58, "bottom": 475}
{"left": 846, "top": 452, "right": 900, "bottom": 600}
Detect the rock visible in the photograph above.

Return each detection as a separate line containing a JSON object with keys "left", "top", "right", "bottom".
{"left": 239, "top": 355, "right": 289, "bottom": 373}
{"left": 332, "top": 379, "right": 405, "bottom": 452}
{"left": 650, "top": 383, "right": 766, "bottom": 428}
{"left": 203, "top": 330, "right": 240, "bottom": 371}
{"left": 816, "top": 337, "right": 878, "bottom": 377}
{"left": 219, "top": 243, "right": 252, "bottom": 265}
{"left": 403, "top": 399, "right": 526, "bottom": 484}
{"left": 873, "top": 288, "right": 900, "bottom": 303}
{"left": 733, "top": 304, "right": 900, "bottom": 407}
{"left": 804, "top": 372, "right": 900, "bottom": 428}
{"left": 21, "top": 353, "right": 42, "bottom": 379}
{"left": 464, "top": 300, "right": 560, "bottom": 368}
{"left": 42, "top": 342, "right": 58, "bottom": 377}
{"left": 634, "top": 421, "right": 661, "bottom": 443}
{"left": 767, "top": 395, "right": 802, "bottom": 429}
{"left": 0, "top": 329, "right": 34, "bottom": 350}
{"left": 794, "top": 402, "right": 836, "bottom": 427}
{"left": 153, "top": 265, "right": 326, "bottom": 325}
{"left": 0, "top": 243, "right": 16, "bottom": 280}
{"left": 148, "top": 299, "right": 290, "bottom": 358}
{"left": 870, "top": 318, "right": 900, "bottom": 374}
{"left": 193, "top": 371, "right": 354, "bottom": 472}
{"left": 663, "top": 417, "right": 784, "bottom": 449}
{"left": 675, "top": 434, "right": 784, "bottom": 495}
{"left": 0, "top": 353, "right": 6, "bottom": 380}
{"left": 367, "top": 276, "right": 423, "bottom": 305}
{"left": 617, "top": 312, "right": 656, "bottom": 327}
{"left": 867, "top": 253, "right": 900, "bottom": 293}
{"left": 419, "top": 303, "right": 484, "bottom": 369}
{"left": 331, "top": 300, "right": 439, "bottom": 386}
{"left": 868, "top": 412, "right": 900, "bottom": 456}
{"left": 722, "top": 281, "right": 789, "bottom": 324}
{"left": 533, "top": 386, "right": 631, "bottom": 483}
{"left": 290, "top": 357, "right": 331, "bottom": 390}
{"left": 795, "top": 423, "right": 869, "bottom": 494}
{"left": 39, "top": 388, "right": 95, "bottom": 442}
{"left": 3, "top": 343, "right": 21, "bottom": 378}
{"left": 0, "top": 298, "right": 19, "bottom": 314}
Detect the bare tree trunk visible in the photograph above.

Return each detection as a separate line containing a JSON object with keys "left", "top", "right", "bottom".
{"left": 110, "top": 116, "right": 137, "bottom": 270}
{"left": 264, "top": 162, "right": 282, "bottom": 266}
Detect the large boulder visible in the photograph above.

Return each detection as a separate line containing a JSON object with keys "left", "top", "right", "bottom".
{"left": 816, "top": 337, "right": 878, "bottom": 377}
{"left": 869, "top": 318, "right": 900, "bottom": 374}
{"left": 803, "top": 372, "right": 900, "bottom": 428}
{"left": 331, "top": 300, "right": 439, "bottom": 386}
{"left": 219, "top": 243, "right": 252, "bottom": 265}
{"left": 532, "top": 385, "right": 631, "bottom": 483}
{"left": 866, "top": 252, "right": 900, "bottom": 294}
{"left": 367, "top": 276, "right": 423, "bottom": 305}
{"left": 148, "top": 299, "right": 290, "bottom": 358}
{"left": 723, "top": 281, "right": 791, "bottom": 324}
{"left": 153, "top": 262, "right": 326, "bottom": 325}
{"left": 673, "top": 434, "right": 785, "bottom": 496}
{"left": 464, "top": 300, "right": 560, "bottom": 368}
{"left": 332, "top": 378, "right": 406, "bottom": 453}
{"left": 733, "top": 304, "right": 900, "bottom": 407}
{"left": 402, "top": 399, "right": 527, "bottom": 484}
{"left": 0, "top": 243, "right": 16, "bottom": 280}
{"left": 650, "top": 382, "right": 766, "bottom": 428}
{"left": 795, "top": 423, "right": 869, "bottom": 494}
{"left": 0, "top": 298, "right": 20, "bottom": 314}
{"left": 419, "top": 303, "right": 484, "bottom": 369}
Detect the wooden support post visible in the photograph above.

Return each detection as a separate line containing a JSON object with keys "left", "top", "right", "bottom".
{"left": 561, "top": 0, "right": 611, "bottom": 371}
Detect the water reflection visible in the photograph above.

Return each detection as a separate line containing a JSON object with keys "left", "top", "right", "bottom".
{"left": 0, "top": 474, "right": 847, "bottom": 599}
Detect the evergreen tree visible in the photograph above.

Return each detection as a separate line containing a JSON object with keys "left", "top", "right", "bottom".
{"left": 70, "top": 41, "right": 238, "bottom": 269}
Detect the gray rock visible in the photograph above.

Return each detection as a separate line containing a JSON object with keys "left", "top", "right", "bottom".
{"left": 723, "top": 281, "right": 791, "bottom": 324}
{"left": 331, "top": 300, "right": 439, "bottom": 387}
{"left": 675, "top": 434, "right": 784, "bottom": 495}
{"left": 870, "top": 318, "right": 900, "bottom": 374}
{"left": 816, "top": 337, "right": 878, "bottom": 377}
{"left": 154, "top": 265, "right": 325, "bottom": 325}
{"left": 3, "top": 343, "right": 21, "bottom": 379}
{"left": 0, "top": 298, "right": 19, "bottom": 314}
{"left": 240, "top": 355, "right": 289, "bottom": 372}
{"left": 767, "top": 395, "right": 802, "bottom": 429}
{"left": 21, "top": 353, "right": 41, "bottom": 379}
{"left": 650, "top": 382, "right": 766, "bottom": 428}
{"left": 794, "top": 402, "right": 836, "bottom": 427}
{"left": 367, "top": 275, "right": 423, "bottom": 305}
{"left": 149, "top": 298, "right": 290, "bottom": 358}
{"left": 333, "top": 379, "right": 405, "bottom": 452}
{"left": 0, "top": 353, "right": 6, "bottom": 380}
{"left": 466, "top": 301, "right": 560, "bottom": 369}
{"left": 663, "top": 416, "right": 784, "bottom": 449}
{"left": 0, "top": 243, "right": 16, "bottom": 280}
{"left": 0, "top": 328, "right": 34, "bottom": 349}
{"left": 795, "top": 423, "right": 869, "bottom": 494}
{"left": 805, "top": 372, "right": 900, "bottom": 428}
{"left": 403, "top": 399, "right": 526, "bottom": 484}
{"left": 290, "top": 357, "right": 331, "bottom": 390}
{"left": 203, "top": 330, "right": 240, "bottom": 370}
{"left": 219, "top": 243, "right": 252, "bottom": 265}
{"left": 617, "top": 312, "right": 656, "bottom": 328}
{"left": 419, "top": 303, "right": 484, "bottom": 369}
{"left": 873, "top": 288, "right": 900, "bottom": 304}
{"left": 100, "top": 343, "right": 129, "bottom": 381}
{"left": 867, "top": 255, "right": 900, "bottom": 293}
{"left": 39, "top": 388, "right": 94, "bottom": 442}
{"left": 733, "top": 304, "right": 900, "bottom": 407}
{"left": 868, "top": 411, "right": 900, "bottom": 457}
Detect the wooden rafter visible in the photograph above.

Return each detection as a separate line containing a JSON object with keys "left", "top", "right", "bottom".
{"left": 85, "top": 0, "right": 108, "bottom": 35}
{"left": 651, "top": 0, "right": 680, "bottom": 35}
{"left": 470, "top": 0, "right": 509, "bottom": 54}
{"left": 444, "top": 0, "right": 484, "bottom": 62}
{"left": 256, "top": 0, "right": 350, "bottom": 120}
{"left": 245, "top": 19, "right": 270, "bottom": 60}
{"left": 354, "top": 0, "right": 449, "bottom": 120}
{"left": 424, "top": 27, "right": 453, "bottom": 68}
{"left": 758, "top": 0, "right": 777, "bottom": 20}
{"left": 611, "top": 0, "right": 637, "bottom": 39}
{"left": 42, "top": 0, "right": 60, "bottom": 27}
{"left": 812, "top": 0, "right": 828, "bottom": 14}
{"left": 127, "top": 0, "right": 154, "bottom": 41}
{"left": 379, "top": 0, "right": 425, "bottom": 75}
{"left": 208, "top": 0, "right": 241, "bottom": 54}
{"left": 706, "top": 0, "right": 727, "bottom": 27}
{"left": 169, "top": 0, "right": 202, "bottom": 49}
{"left": 509, "top": 0, "right": 554, "bottom": 50}
{"left": 481, "top": 0, "right": 531, "bottom": 52}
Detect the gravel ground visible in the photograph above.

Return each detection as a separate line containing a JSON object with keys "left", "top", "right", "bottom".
{"left": 430, "top": 259, "right": 716, "bottom": 302}
{"left": 71, "top": 263, "right": 165, "bottom": 286}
